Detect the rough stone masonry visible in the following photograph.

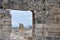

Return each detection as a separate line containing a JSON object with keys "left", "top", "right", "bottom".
{"left": 0, "top": 9, "right": 11, "bottom": 40}
{"left": 0, "top": 0, "right": 60, "bottom": 40}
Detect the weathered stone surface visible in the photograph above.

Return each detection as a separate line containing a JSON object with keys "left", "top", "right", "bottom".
{"left": 0, "top": 9, "right": 11, "bottom": 40}
{"left": 0, "top": 0, "right": 60, "bottom": 40}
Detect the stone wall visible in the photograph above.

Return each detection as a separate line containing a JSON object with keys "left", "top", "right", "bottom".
{"left": 0, "top": 0, "right": 60, "bottom": 40}
{"left": 0, "top": 9, "right": 11, "bottom": 40}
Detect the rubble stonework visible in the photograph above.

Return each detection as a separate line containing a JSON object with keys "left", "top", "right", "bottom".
{"left": 10, "top": 27, "right": 32, "bottom": 40}
{"left": 0, "top": 0, "right": 60, "bottom": 40}
{"left": 0, "top": 9, "right": 11, "bottom": 40}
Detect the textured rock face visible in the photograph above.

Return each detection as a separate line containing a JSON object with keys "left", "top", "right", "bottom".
{"left": 0, "top": 0, "right": 60, "bottom": 40}
{"left": 0, "top": 9, "right": 11, "bottom": 40}
{"left": 10, "top": 28, "right": 32, "bottom": 40}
